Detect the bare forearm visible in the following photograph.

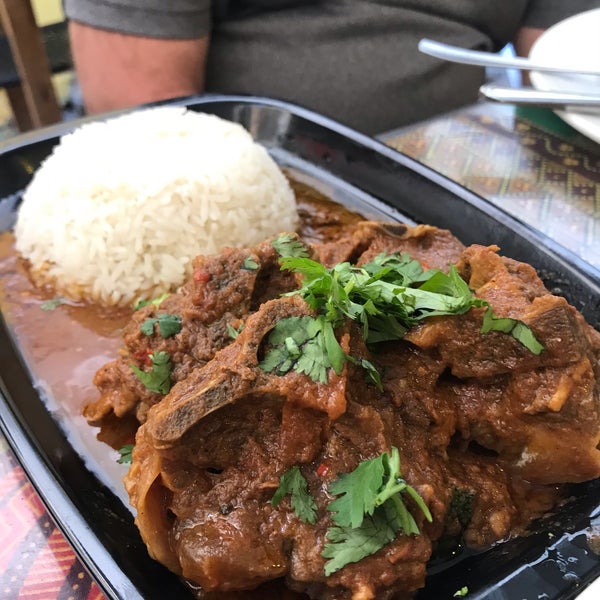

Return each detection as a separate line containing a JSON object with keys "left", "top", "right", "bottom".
{"left": 68, "top": 21, "right": 209, "bottom": 115}
{"left": 513, "top": 26, "right": 544, "bottom": 57}
{"left": 512, "top": 26, "right": 544, "bottom": 84}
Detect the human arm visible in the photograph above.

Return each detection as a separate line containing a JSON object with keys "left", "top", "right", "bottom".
{"left": 63, "top": 0, "right": 211, "bottom": 115}
{"left": 514, "top": 0, "right": 599, "bottom": 56}
{"left": 512, "top": 26, "right": 544, "bottom": 58}
{"left": 511, "top": 1, "right": 597, "bottom": 82}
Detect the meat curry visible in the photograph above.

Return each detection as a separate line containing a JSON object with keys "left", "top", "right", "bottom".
{"left": 1, "top": 181, "right": 599, "bottom": 600}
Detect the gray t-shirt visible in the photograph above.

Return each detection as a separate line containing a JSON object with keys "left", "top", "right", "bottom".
{"left": 63, "top": 0, "right": 599, "bottom": 133}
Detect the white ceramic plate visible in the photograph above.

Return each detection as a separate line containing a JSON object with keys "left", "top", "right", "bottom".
{"left": 529, "top": 8, "right": 600, "bottom": 143}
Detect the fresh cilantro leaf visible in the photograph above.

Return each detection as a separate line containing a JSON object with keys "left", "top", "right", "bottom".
{"left": 416, "top": 264, "right": 472, "bottom": 298}
{"left": 278, "top": 252, "right": 543, "bottom": 371}
{"left": 134, "top": 292, "right": 169, "bottom": 311}
{"left": 345, "top": 354, "right": 383, "bottom": 386}
{"left": 156, "top": 314, "right": 182, "bottom": 337}
{"left": 361, "top": 252, "right": 423, "bottom": 281}
{"left": 260, "top": 315, "right": 345, "bottom": 384}
{"left": 480, "top": 306, "right": 543, "bottom": 354}
{"left": 272, "top": 465, "right": 318, "bottom": 524}
{"left": 322, "top": 504, "right": 398, "bottom": 576}
{"left": 272, "top": 234, "right": 310, "bottom": 259}
{"left": 454, "top": 586, "right": 469, "bottom": 597}
{"left": 140, "top": 314, "right": 182, "bottom": 338}
{"left": 130, "top": 351, "right": 172, "bottom": 394}
{"left": 117, "top": 444, "right": 134, "bottom": 464}
{"left": 327, "top": 447, "right": 429, "bottom": 527}
{"left": 279, "top": 257, "right": 330, "bottom": 294}
{"left": 328, "top": 454, "right": 385, "bottom": 528}
{"left": 140, "top": 319, "right": 155, "bottom": 336}
{"left": 227, "top": 322, "right": 244, "bottom": 339}
{"left": 40, "top": 296, "right": 66, "bottom": 311}
{"left": 362, "top": 314, "right": 409, "bottom": 344}
{"left": 242, "top": 256, "right": 259, "bottom": 271}
{"left": 358, "top": 358, "right": 383, "bottom": 390}
{"left": 323, "top": 447, "right": 431, "bottom": 575}
{"left": 262, "top": 249, "right": 542, "bottom": 387}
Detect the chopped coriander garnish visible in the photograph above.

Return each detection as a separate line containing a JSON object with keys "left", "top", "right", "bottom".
{"left": 117, "top": 444, "right": 134, "bottom": 464}
{"left": 272, "top": 234, "right": 310, "bottom": 259}
{"left": 130, "top": 351, "right": 172, "bottom": 394}
{"left": 259, "top": 315, "right": 345, "bottom": 384}
{"left": 272, "top": 465, "right": 318, "bottom": 524}
{"left": 348, "top": 356, "right": 383, "bottom": 391}
{"left": 322, "top": 505, "right": 400, "bottom": 576}
{"left": 242, "top": 256, "right": 259, "bottom": 271}
{"left": 454, "top": 586, "right": 469, "bottom": 597}
{"left": 40, "top": 296, "right": 66, "bottom": 311}
{"left": 134, "top": 292, "right": 169, "bottom": 311}
{"left": 260, "top": 249, "right": 543, "bottom": 386}
{"left": 139, "top": 320, "right": 154, "bottom": 336}
{"left": 481, "top": 308, "right": 543, "bottom": 354}
{"left": 227, "top": 322, "right": 244, "bottom": 339}
{"left": 323, "top": 447, "right": 431, "bottom": 575}
{"left": 140, "top": 313, "right": 182, "bottom": 338}
{"left": 326, "top": 447, "right": 432, "bottom": 529}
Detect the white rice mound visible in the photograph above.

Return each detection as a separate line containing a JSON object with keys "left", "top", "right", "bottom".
{"left": 14, "top": 106, "right": 298, "bottom": 306}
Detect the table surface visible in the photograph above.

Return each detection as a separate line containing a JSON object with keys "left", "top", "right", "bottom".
{"left": 0, "top": 101, "right": 599, "bottom": 600}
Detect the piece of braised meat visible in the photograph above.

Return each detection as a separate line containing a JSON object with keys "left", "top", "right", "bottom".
{"left": 86, "top": 237, "right": 301, "bottom": 426}
{"left": 85, "top": 222, "right": 465, "bottom": 430}
{"left": 125, "top": 295, "right": 440, "bottom": 600}
{"left": 406, "top": 244, "right": 600, "bottom": 485}
{"left": 114, "top": 226, "right": 600, "bottom": 599}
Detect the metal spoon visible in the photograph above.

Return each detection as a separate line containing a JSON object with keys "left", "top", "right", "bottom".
{"left": 418, "top": 38, "right": 600, "bottom": 77}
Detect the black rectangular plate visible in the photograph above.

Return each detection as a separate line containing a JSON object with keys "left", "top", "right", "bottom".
{"left": 1, "top": 95, "right": 599, "bottom": 600}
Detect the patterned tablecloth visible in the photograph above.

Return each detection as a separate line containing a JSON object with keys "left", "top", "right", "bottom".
{"left": 0, "top": 102, "right": 599, "bottom": 600}
{"left": 380, "top": 103, "right": 600, "bottom": 269}
{"left": 0, "top": 437, "right": 102, "bottom": 600}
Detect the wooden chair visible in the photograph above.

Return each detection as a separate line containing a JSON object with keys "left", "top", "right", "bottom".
{"left": 0, "top": 0, "right": 71, "bottom": 131}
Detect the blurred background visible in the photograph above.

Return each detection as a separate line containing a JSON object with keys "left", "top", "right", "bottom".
{"left": 1, "top": 0, "right": 523, "bottom": 142}
{"left": 0, "top": 0, "right": 77, "bottom": 139}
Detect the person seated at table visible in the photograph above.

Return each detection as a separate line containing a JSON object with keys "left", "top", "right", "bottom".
{"left": 63, "top": 0, "right": 597, "bottom": 134}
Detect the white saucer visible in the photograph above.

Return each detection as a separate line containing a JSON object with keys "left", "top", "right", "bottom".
{"left": 529, "top": 8, "right": 600, "bottom": 143}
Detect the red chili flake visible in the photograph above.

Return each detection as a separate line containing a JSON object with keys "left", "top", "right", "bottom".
{"left": 193, "top": 269, "right": 211, "bottom": 283}
{"left": 316, "top": 463, "right": 329, "bottom": 478}
{"left": 133, "top": 348, "right": 153, "bottom": 366}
